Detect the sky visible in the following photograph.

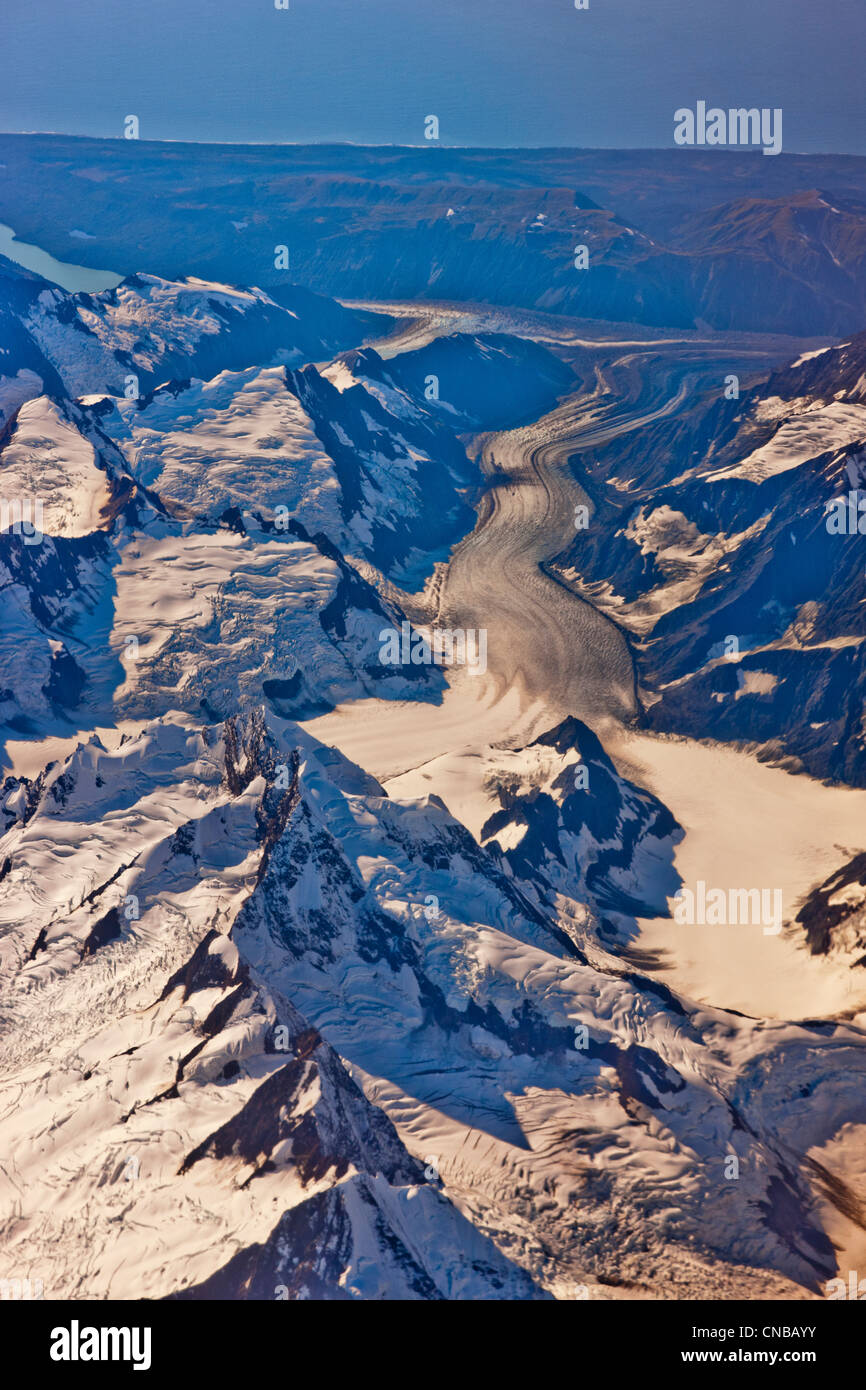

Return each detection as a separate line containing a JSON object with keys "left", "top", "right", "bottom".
{"left": 2, "top": 0, "right": 865, "bottom": 154}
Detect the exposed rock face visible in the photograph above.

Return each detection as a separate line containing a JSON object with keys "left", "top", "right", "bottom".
{"left": 552, "top": 332, "right": 866, "bottom": 785}
{"left": 5, "top": 138, "right": 866, "bottom": 336}
{"left": 2, "top": 707, "right": 862, "bottom": 1300}
{"left": 3, "top": 170, "right": 866, "bottom": 1302}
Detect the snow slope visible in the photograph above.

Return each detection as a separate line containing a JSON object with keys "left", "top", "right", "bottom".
{"left": 3, "top": 707, "right": 863, "bottom": 1299}
{"left": 2, "top": 276, "right": 866, "bottom": 1304}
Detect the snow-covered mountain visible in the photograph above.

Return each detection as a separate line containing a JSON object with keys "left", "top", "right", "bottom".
{"left": 338, "top": 334, "right": 578, "bottom": 431}
{"left": 0, "top": 254, "right": 66, "bottom": 422}
{"left": 2, "top": 239, "right": 866, "bottom": 1303}
{"left": 552, "top": 331, "right": 866, "bottom": 787}
{"left": 0, "top": 710, "right": 548, "bottom": 1300}
{"left": 0, "top": 263, "right": 389, "bottom": 423}
{"left": 3, "top": 703, "right": 864, "bottom": 1299}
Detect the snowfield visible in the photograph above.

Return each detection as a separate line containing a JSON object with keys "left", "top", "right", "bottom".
{"left": 1, "top": 267, "right": 865, "bottom": 1302}
{"left": 0, "top": 397, "right": 112, "bottom": 537}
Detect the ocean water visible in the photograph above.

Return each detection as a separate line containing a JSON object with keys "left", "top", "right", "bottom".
{"left": 0, "top": 0, "right": 863, "bottom": 153}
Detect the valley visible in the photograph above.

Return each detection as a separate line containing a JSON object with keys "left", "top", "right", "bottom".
{"left": 1, "top": 201, "right": 866, "bottom": 1303}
